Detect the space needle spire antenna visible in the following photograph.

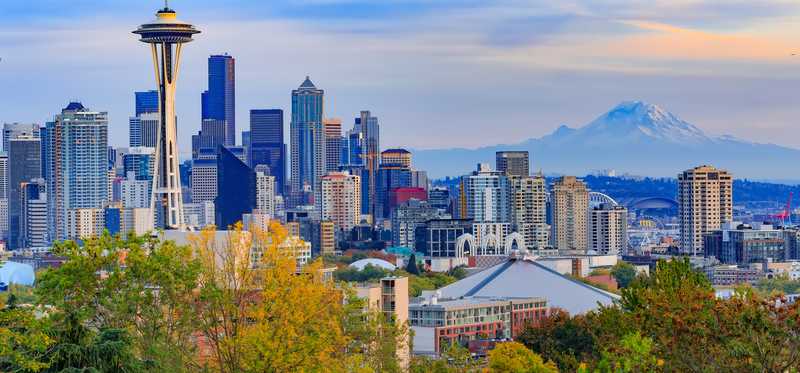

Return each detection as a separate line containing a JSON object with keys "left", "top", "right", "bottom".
{"left": 133, "top": 3, "right": 200, "bottom": 230}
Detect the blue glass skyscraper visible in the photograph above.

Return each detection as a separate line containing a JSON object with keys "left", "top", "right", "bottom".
{"left": 290, "top": 76, "right": 325, "bottom": 207}
{"left": 250, "top": 109, "right": 285, "bottom": 195}
{"left": 201, "top": 54, "right": 235, "bottom": 146}
{"left": 134, "top": 90, "right": 159, "bottom": 116}
{"left": 215, "top": 146, "right": 255, "bottom": 228}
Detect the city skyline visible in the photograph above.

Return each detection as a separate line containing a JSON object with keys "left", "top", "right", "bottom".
{"left": 2, "top": 1, "right": 800, "bottom": 156}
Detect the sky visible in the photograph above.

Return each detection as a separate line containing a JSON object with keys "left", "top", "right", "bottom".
{"left": 1, "top": 0, "right": 800, "bottom": 159}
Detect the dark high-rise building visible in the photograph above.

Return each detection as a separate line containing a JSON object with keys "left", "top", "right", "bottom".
{"left": 8, "top": 136, "right": 42, "bottom": 249}
{"left": 134, "top": 90, "right": 159, "bottom": 116}
{"left": 323, "top": 118, "right": 342, "bottom": 172}
{"left": 3, "top": 123, "right": 40, "bottom": 153}
{"left": 351, "top": 111, "right": 380, "bottom": 217}
{"left": 215, "top": 146, "right": 255, "bottom": 228}
{"left": 496, "top": 151, "right": 529, "bottom": 177}
{"left": 250, "top": 109, "right": 285, "bottom": 195}
{"left": 200, "top": 119, "right": 226, "bottom": 150}
{"left": 414, "top": 219, "right": 473, "bottom": 257}
{"left": 290, "top": 77, "right": 324, "bottom": 206}
{"left": 201, "top": 54, "right": 235, "bottom": 146}
{"left": 375, "top": 164, "right": 412, "bottom": 220}
{"left": 428, "top": 187, "right": 452, "bottom": 212}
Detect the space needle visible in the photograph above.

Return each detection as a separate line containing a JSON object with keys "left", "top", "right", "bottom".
{"left": 133, "top": 2, "right": 200, "bottom": 229}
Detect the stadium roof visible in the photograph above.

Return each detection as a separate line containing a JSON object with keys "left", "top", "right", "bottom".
{"left": 432, "top": 255, "right": 619, "bottom": 315}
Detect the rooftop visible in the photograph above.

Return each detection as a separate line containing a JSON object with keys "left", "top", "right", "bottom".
{"left": 429, "top": 254, "right": 619, "bottom": 315}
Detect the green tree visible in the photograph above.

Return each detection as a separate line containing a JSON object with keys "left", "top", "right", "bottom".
{"left": 406, "top": 254, "right": 421, "bottom": 275}
{"left": 594, "top": 332, "right": 662, "bottom": 373}
{"left": 0, "top": 305, "right": 51, "bottom": 372}
{"left": 486, "top": 341, "right": 557, "bottom": 372}
{"left": 610, "top": 262, "right": 637, "bottom": 289}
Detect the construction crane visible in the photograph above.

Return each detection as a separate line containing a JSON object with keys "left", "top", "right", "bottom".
{"left": 771, "top": 192, "right": 793, "bottom": 226}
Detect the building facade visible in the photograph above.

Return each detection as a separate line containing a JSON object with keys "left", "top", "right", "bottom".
{"left": 496, "top": 151, "right": 529, "bottom": 177}
{"left": 588, "top": 203, "right": 628, "bottom": 255}
{"left": 216, "top": 146, "right": 256, "bottom": 229}
{"left": 249, "top": 109, "right": 285, "bottom": 194}
{"left": 678, "top": 165, "right": 733, "bottom": 255}
{"left": 461, "top": 164, "right": 510, "bottom": 224}
{"left": 201, "top": 54, "right": 235, "bottom": 146}
{"left": 8, "top": 135, "right": 41, "bottom": 249}
{"left": 550, "top": 176, "right": 589, "bottom": 252}
{"left": 290, "top": 77, "right": 325, "bottom": 207}
{"left": 320, "top": 172, "right": 361, "bottom": 233}
{"left": 510, "top": 174, "right": 549, "bottom": 250}
{"left": 323, "top": 118, "right": 342, "bottom": 173}
{"left": 46, "top": 103, "right": 109, "bottom": 242}
{"left": 392, "top": 199, "right": 442, "bottom": 249}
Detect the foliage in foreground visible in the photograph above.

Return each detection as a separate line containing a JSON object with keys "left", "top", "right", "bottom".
{"left": 520, "top": 258, "right": 800, "bottom": 372}
{"left": 0, "top": 225, "right": 408, "bottom": 372}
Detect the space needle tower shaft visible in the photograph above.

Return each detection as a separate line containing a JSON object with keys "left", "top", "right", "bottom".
{"left": 133, "top": 3, "right": 200, "bottom": 229}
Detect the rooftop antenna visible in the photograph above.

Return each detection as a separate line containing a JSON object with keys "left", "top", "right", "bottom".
{"left": 164, "top": 0, "right": 169, "bottom": 9}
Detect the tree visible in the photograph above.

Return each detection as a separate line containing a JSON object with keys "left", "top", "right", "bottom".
{"left": 190, "top": 222, "right": 371, "bottom": 372}
{"left": 35, "top": 231, "right": 202, "bottom": 372}
{"left": 517, "top": 309, "right": 599, "bottom": 371}
{"left": 406, "top": 254, "right": 421, "bottom": 275}
{"left": 593, "top": 332, "right": 662, "bottom": 373}
{"left": 0, "top": 306, "right": 51, "bottom": 372}
{"left": 487, "top": 341, "right": 557, "bottom": 373}
{"left": 610, "top": 262, "right": 637, "bottom": 289}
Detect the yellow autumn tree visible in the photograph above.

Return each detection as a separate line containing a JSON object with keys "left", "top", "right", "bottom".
{"left": 190, "top": 221, "right": 358, "bottom": 373}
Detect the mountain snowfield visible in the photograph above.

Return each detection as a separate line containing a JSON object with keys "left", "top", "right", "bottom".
{"left": 413, "top": 101, "right": 800, "bottom": 180}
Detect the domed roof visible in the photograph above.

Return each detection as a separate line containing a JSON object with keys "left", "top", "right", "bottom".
{"left": 349, "top": 258, "right": 396, "bottom": 271}
{"left": 0, "top": 261, "right": 35, "bottom": 287}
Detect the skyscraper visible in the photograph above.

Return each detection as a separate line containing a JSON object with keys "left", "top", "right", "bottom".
{"left": 135, "top": 90, "right": 159, "bottom": 116}
{"left": 588, "top": 203, "right": 628, "bottom": 255}
{"left": 2, "top": 123, "right": 40, "bottom": 153}
{"left": 191, "top": 149, "right": 218, "bottom": 205}
{"left": 8, "top": 136, "right": 41, "bottom": 249}
{"left": 20, "top": 178, "right": 48, "bottom": 248}
{"left": 134, "top": 5, "right": 200, "bottom": 229}
{"left": 0, "top": 154, "right": 7, "bottom": 240}
{"left": 216, "top": 146, "right": 255, "bottom": 228}
{"left": 201, "top": 54, "right": 235, "bottom": 146}
{"left": 550, "top": 176, "right": 589, "bottom": 252}
{"left": 320, "top": 172, "right": 361, "bottom": 233}
{"left": 678, "top": 165, "right": 733, "bottom": 256}
{"left": 250, "top": 109, "right": 285, "bottom": 194}
{"left": 46, "top": 102, "right": 109, "bottom": 242}
{"left": 200, "top": 119, "right": 226, "bottom": 150}
{"left": 290, "top": 76, "right": 325, "bottom": 206}
{"left": 129, "top": 112, "right": 159, "bottom": 148}
{"left": 510, "top": 174, "right": 549, "bottom": 250}
{"left": 352, "top": 111, "right": 380, "bottom": 217}
{"left": 255, "top": 169, "right": 276, "bottom": 218}
{"left": 461, "top": 164, "right": 510, "bottom": 224}
{"left": 323, "top": 118, "right": 342, "bottom": 172}
{"left": 496, "top": 151, "right": 529, "bottom": 177}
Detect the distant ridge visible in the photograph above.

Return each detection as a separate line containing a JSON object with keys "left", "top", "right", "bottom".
{"left": 413, "top": 101, "right": 800, "bottom": 179}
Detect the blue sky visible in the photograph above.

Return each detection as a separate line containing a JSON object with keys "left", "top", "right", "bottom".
{"left": 1, "top": 0, "right": 800, "bottom": 159}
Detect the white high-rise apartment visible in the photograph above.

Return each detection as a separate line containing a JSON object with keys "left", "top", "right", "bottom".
{"left": 320, "top": 172, "right": 361, "bottom": 232}
{"left": 255, "top": 171, "right": 276, "bottom": 218}
{"left": 121, "top": 172, "right": 151, "bottom": 209}
{"left": 589, "top": 203, "right": 628, "bottom": 255}
{"left": 461, "top": 163, "right": 510, "bottom": 223}
{"left": 510, "top": 174, "right": 549, "bottom": 250}
{"left": 678, "top": 165, "right": 733, "bottom": 256}
{"left": 550, "top": 176, "right": 589, "bottom": 252}
{"left": 191, "top": 158, "right": 218, "bottom": 204}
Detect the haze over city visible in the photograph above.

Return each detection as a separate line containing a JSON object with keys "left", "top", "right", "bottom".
{"left": 3, "top": 2, "right": 800, "bottom": 372}
{"left": 2, "top": 0, "right": 800, "bottom": 154}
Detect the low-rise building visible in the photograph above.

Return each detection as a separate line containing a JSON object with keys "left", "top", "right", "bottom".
{"left": 410, "top": 295, "right": 548, "bottom": 355}
{"left": 705, "top": 265, "right": 761, "bottom": 286}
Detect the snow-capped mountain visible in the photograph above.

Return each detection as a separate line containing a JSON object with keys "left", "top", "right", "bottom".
{"left": 413, "top": 101, "right": 800, "bottom": 179}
